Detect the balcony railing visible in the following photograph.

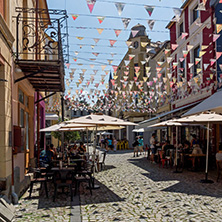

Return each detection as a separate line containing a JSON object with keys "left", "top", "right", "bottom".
{"left": 15, "top": 7, "right": 69, "bottom": 63}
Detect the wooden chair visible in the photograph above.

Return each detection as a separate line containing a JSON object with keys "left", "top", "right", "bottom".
{"left": 53, "top": 170, "right": 74, "bottom": 202}
{"left": 158, "top": 150, "right": 170, "bottom": 168}
{"left": 99, "top": 151, "right": 107, "bottom": 171}
{"left": 216, "top": 160, "right": 222, "bottom": 182}
{"left": 29, "top": 169, "right": 48, "bottom": 198}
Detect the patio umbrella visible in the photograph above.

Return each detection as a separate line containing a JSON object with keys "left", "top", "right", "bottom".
{"left": 40, "top": 123, "right": 66, "bottom": 132}
{"left": 96, "top": 131, "right": 113, "bottom": 136}
{"left": 65, "top": 113, "right": 137, "bottom": 175}
{"left": 132, "top": 128, "right": 144, "bottom": 133}
{"left": 176, "top": 112, "right": 222, "bottom": 183}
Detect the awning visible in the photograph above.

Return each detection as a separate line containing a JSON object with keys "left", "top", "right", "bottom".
{"left": 183, "top": 90, "right": 222, "bottom": 117}
{"left": 137, "top": 101, "right": 200, "bottom": 129}
{"left": 45, "top": 113, "right": 59, "bottom": 121}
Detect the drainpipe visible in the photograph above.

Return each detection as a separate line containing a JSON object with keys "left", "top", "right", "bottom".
{"left": 11, "top": 56, "right": 18, "bottom": 204}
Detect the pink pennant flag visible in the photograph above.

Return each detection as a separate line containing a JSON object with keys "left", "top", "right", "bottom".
{"left": 112, "top": 66, "right": 118, "bottom": 73}
{"left": 213, "top": 34, "right": 220, "bottom": 42}
{"left": 86, "top": 0, "right": 96, "bottom": 13}
{"left": 114, "top": 29, "right": 121, "bottom": 37}
{"left": 181, "top": 32, "right": 188, "bottom": 39}
{"left": 65, "top": 63, "right": 70, "bottom": 69}
{"left": 93, "top": 38, "right": 100, "bottom": 44}
{"left": 109, "top": 40, "right": 117, "bottom": 47}
{"left": 131, "top": 30, "right": 139, "bottom": 37}
{"left": 216, "top": 52, "right": 222, "bottom": 60}
{"left": 171, "top": 44, "right": 178, "bottom": 50}
{"left": 210, "top": 59, "right": 216, "bottom": 66}
{"left": 134, "top": 67, "right": 140, "bottom": 73}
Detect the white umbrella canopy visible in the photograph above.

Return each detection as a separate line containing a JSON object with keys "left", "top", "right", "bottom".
{"left": 40, "top": 123, "right": 66, "bottom": 132}
{"left": 148, "top": 119, "right": 189, "bottom": 128}
{"left": 132, "top": 128, "right": 144, "bottom": 132}
{"left": 66, "top": 113, "right": 137, "bottom": 126}
{"left": 176, "top": 112, "right": 222, "bottom": 183}
{"left": 96, "top": 131, "right": 113, "bottom": 136}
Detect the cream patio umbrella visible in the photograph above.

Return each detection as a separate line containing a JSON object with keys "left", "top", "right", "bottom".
{"left": 176, "top": 112, "right": 222, "bottom": 183}
{"left": 40, "top": 123, "right": 66, "bottom": 132}
{"left": 64, "top": 113, "right": 137, "bottom": 176}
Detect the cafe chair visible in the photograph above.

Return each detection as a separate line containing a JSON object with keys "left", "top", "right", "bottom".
{"left": 99, "top": 151, "right": 107, "bottom": 171}
{"left": 29, "top": 168, "right": 48, "bottom": 198}
{"left": 158, "top": 150, "right": 170, "bottom": 168}
{"left": 216, "top": 160, "right": 222, "bottom": 182}
{"left": 53, "top": 171, "right": 73, "bottom": 202}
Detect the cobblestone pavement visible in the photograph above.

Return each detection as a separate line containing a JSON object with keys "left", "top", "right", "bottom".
{"left": 13, "top": 151, "right": 222, "bottom": 222}
{"left": 80, "top": 151, "right": 222, "bottom": 222}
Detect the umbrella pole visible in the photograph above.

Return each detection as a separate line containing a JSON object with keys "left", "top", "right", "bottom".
{"left": 201, "top": 122, "right": 214, "bottom": 183}
{"left": 87, "top": 127, "right": 89, "bottom": 152}
{"left": 173, "top": 126, "right": 182, "bottom": 173}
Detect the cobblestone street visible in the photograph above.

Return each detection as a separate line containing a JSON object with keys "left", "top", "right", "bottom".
{"left": 14, "top": 150, "right": 222, "bottom": 221}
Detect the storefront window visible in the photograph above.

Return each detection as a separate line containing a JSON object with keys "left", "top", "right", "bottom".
{"left": 20, "top": 108, "right": 24, "bottom": 128}
{"left": 25, "top": 95, "right": 29, "bottom": 108}
{"left": 19, "top": 89, "right": 24, "bottom": 104}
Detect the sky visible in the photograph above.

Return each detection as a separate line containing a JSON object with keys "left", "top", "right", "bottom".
{"left": 46, "top": 0, "right": 184, "bottom": 106}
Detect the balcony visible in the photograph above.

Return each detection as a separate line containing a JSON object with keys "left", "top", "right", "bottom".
{"left": 14, "top": 8, "right": 69, "bottom": 92}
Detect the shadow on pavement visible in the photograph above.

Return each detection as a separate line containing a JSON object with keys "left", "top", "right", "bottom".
{"left": 129, "top": 157, "right": 222, "bottom": 198}
{"left": 80, "top": 179, "right": 124, "bottom": 206}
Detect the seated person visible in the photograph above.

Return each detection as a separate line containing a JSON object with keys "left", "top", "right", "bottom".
{"left": 192, "top": 144, "right": 203, "bottom": 155}
{"left": 40, "top": 145, "right": 53, "bottom": 165}
{"left": 183, "top": 140, "right": 191, "bottom": 154}
{"left": 162, "top": 140, "right": 173, "bottom": 156}
{"left": 191, "top": 134, "right": 199, "bottom": 147}
{"left": 78, "top": 142, "right": 86, "bottom": 155}
{"left": 216, "top": 143, "right": 222, "bottom": 161}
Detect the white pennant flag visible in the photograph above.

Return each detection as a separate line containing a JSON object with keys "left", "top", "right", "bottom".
{"left": 147, "top": 20, "right": 155, "bottom": 31}
{"left": 122, "top": 18, "right": 131, "bottom": 29}
{"left": 115, "top": 2, "right": 125, "bottom": 16}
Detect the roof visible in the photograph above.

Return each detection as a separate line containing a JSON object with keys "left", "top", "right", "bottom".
{"left": 129, "top": 24, "right": 147, "bottom": 39}
{"left": 137, "top": 101, "right": 201, "bottom": 128}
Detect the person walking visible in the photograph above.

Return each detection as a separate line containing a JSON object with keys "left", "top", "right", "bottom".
{"left": 113, "top": 137, "right": 117, "bottom": 152}
{"left": 133, "top": 137, "right": 139, "bottom": 157}
{"left": 150, "top": 133, "right": 157, "bottom": 163}
{"left": 138, "top": 136, "right": 144, "bottom": 155}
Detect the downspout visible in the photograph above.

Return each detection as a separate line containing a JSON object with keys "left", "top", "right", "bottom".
{"left": 11, "top": 56, "right": 18, "bottom": 204}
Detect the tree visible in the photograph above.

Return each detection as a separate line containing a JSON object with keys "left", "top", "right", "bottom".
{"left": 51, "top": 130, "right": 81, "bottom": 143}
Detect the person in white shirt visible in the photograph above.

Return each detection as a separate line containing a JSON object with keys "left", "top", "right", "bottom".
{"left": 216, "top": 144, "right": 222, "bottom": 161}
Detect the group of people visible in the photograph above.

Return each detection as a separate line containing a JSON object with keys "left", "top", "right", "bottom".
{"left": 101, "top": 136, "right": 118, "bottom": 151}
{"left": 40, "top": 142, "right": 87, "bottom": 165}
{"left": 133, "top": 136, "right": 144, "bottom": 157}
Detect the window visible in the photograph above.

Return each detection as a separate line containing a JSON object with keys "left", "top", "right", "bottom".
{"left": 25, "top": 95, "right": 29, "bottom": 108}
{"left": 20, "top": 108, "right": 24, "bottom": 128}
{"left": 192, "top": 5, "right": 199, "bottom": 23}
{"left": 179, "top": 22, "right": 183, "bottom": 37}
{"left": 193, "top": 45, "right": 200, "bottom": 76}
{"left": 26, "top": 112, "right": 29, "bottom": 150}
{"left": 19, "top": 89, "right": 24, "bottom": 104}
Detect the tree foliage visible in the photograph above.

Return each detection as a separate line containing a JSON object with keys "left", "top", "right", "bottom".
{"left": 51, "top": 130, "right": 81, "bottom": 143}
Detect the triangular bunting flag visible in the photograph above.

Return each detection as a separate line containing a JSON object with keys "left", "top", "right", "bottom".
{"left": 204, "top": 64, "right": 209, "bottom": 70}
{"left": 131, "top": 30, "right": 139, "bottom": 37}
{"left": 216, "top": 52, "right": 222, "bottom": 60}
{"left": 213, "top": 34, "right": 220, "bottom": 42}
{"left": 187, "top": 45, "right": 194, "bottom": 51}
{"left": 114, "top": 29, "right": 121, "bottom": 37}
{"left": 97, "top": 16, "right": 105, "bottom": 24}
{"left": 141, "top": 42, "right": 148, "bottom": 47}
{"left": 86, "top": 0, "right": 96, "bottom": 13}
{"left": 147, "top": 20, "right": 155, "bottom": 30}
{"left": 97, "top": 28, "right": 104, "bottom": 34}
{"left": 181, "top": 32, "right": 188, "bottom": 39}
{"left": 122, "top": 18, "right": 131, "bottom": 29}
{"left": 144, "top": 5, "right": 154, "bottom": 16}
{"left": 92, "top": 52, "right": 99, "bottom": 57}
{"left": 76, "top": 37, "right": 84, "bottom": 40}
{"left": 115, "top": 2, "right": 125, "bottom": 16}
{"left": 171, "top": 44, "right": 178, "bottom": 50}
{"left": 71, "top": 14, "right": 79, "bottom": 21}
{"left": 217, "top": 24, "right": 222, "bottom": 33}
{"left": 109, "top": 40, "right": 117, "bottom": 47}
{"left": 199, "top": 51, "right": 207, "bottom": 57}
{"left": 125, "top": 41, "right": 132, "bottom": 47}
{"left": 93, "top": 38, "right": 100, "bottom": 44}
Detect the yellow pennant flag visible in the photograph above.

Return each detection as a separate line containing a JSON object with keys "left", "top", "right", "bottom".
{"left": 143, "top": 77, "right": 148, "bottom": 82}
{"left": 97, "top": 28, "right": 104, "bottom": 34}
{"left": 76, "top": 36, "right": 84, "bottom": 40}
{"left": 141, "top": 42, "right": 148, "bottom": 47}
{"left": 201, "top": 45, "right": 208, "bottom": 50}
{"left": 113, "top": 76, "right": 118, "bottom": 80}
{"left": 135, "top": 72, "right": 140, "bottom": 78}
{"left": 197, "top": 68, "right": 202, "bottom": 74}
{"left": 199, "top": 51, "right": 206, "bottom": 57}
{"left": 216, "top": 24, "right": 222, "bottom": 33}
{"left": 210, "top": 74, "right": 214, "bottom": 79}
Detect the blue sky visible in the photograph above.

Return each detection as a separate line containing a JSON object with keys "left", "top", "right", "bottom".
{"left": 47, "top": 0, "right": 183, "bottom": 105}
